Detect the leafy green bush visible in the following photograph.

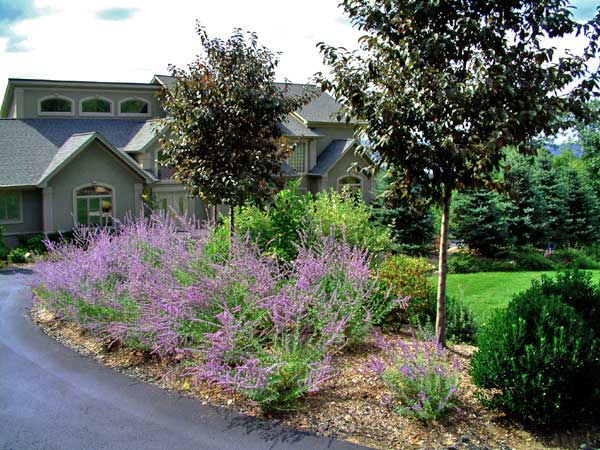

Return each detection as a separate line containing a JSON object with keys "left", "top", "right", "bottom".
{"left": 448, "top": 252, "right": 517, "bottom": 273}
{"left": 313, "top": 188, "right": 392, "bottom": 255}
{"left": 374, "top": 255, "right": 435, "bottom": 325}
{"left": 0, "top": 225, "right": 8, "bottom": 261}
{"left": 448, "top": 248, "right": 600, "bottom": 273}
{"left": 371, "top": 254, "right": 477, "bottom": 343}
{"left": 552, "top": 248, "right": 600, "bottom": 270}
{"left": 7, "top": 247, "right": 32, "bottom": 264}
{"left": 236, "top": 181, "right": 392, "bottom": 261}
{"left": 17, "top": 234, "right": 48, "bottom": 255}
{"left": 471, "top": 271, "right": 600, "bottom": 424}
{"left": 412, "top": 293, "right": 478, "bottom": 345}
{"left": 511, "top": 250, "right": 555, "bottom": 270}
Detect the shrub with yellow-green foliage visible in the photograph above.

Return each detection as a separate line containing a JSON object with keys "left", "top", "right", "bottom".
{"left": 235, "top": 180, "right": 392, "bottom": 261}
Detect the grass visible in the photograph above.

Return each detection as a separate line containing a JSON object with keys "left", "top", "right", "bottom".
{"left": 444, "top": 270, "right": 600, "bottom": 325}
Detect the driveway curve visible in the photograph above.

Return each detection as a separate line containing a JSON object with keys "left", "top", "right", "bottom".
{"left": 0, "top": 269, "right": 369, "bottom": 450}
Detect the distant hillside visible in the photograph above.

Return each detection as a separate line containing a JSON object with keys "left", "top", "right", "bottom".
{"left": 545, "top": 142, "right": 582, "bottom": 157}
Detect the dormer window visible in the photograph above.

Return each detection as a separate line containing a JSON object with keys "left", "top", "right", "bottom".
{"left": 119, "top": 98, "right": 150, "bottom": 116}
{"left": 39, "top": 95, "right": 74, "bottom": 115}
{"left": 80, "top": 97, "right": 113, "bottom": 115}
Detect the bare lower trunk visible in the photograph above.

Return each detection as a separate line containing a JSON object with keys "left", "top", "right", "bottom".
{"left": 212, "top": 205, "right": 218, "bottom": 230}
{"left": 436, "top": 188, "right": 451, "bottom": 347}
{"left": 229, "top": 205, "right": 235, "bottom": 239}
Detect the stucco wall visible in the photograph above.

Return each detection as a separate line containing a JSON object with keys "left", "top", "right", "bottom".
{"left": 312, "top": 125, "right": 355, "bottom": 155}
{"left": 20, "top": 87, "right": 163, "bottom": 119}
{"left": 1, "top": 188, "right": 43, "bottom": 236}
{"left": 326, "top": 150, "right": 375, "bottom": 203}
{"left": 47, "top": 141, "right": 144, "bottom": 231}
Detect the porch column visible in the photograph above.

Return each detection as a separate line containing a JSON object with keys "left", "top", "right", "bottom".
{"left": 42, "top": 187, "right": 53, "bottom": 233}
{"left": 134, "top": 183, "right": 144, "bottom": 218}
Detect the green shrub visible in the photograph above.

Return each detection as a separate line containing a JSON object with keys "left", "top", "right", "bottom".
{"left": 448, "top": 248, "right": 600, "bottom": 273}
{"left": 448, "top": 252, "right": 517, "bottom": 273}
{"left": 471, "top": 271, "right": 600, "bottom": 424}
{"left": 412, "top": 293, "right": 478, "bottom": 345}
{"left": 552, "top": 248, "right": 600, "bottom": 270}
{"left": 374, "top": 255, "right": 435, "bottom": 325}
{"left": 0, "top": 225, "right": 8, "bottom": 261}
{"left": 236, "top": 181, "right": 392, "bottom": 261}
{"left": 511, "top": 250, "right": 555, "bottom": 271}
{"left": 313, "top": 188, "right": 392, "bottom": 255}
{"left": 17, "top": 234, "right": 48, "bottom": 255}
{"left": 7, "top": 247, "right": 32, "bottom": 264}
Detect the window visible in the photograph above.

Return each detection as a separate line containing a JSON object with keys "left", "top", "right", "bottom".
{"left": 337, "top": 175, "right": 362, "bottom": 196}
{"left": 39, "top": 96, "right": 73, "bottom": 115}
{"left": 119, "top": 98, "right": 150, "bottom": 115}
{"left": 81, "top": 97, "right": 112, "bottom": 115}
{"left": 75, "top": 185, "right": 114, "bottom": 226}
{"left": 288, "top": 142, "right": 307, "bottom": 173}
{"left": 0, "top": 191, "right": 21, "bottom": 223}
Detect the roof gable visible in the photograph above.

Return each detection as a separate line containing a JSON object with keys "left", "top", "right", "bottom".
{"left": 0, "top": 118, "right": 159, "bottom": 187}
{"left": 37, "top": 132, "right": 155, "bottom": 185}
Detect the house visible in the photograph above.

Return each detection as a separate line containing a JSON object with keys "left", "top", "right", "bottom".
{"left": 0, "top": 76, "right": 375, "bottom": 245}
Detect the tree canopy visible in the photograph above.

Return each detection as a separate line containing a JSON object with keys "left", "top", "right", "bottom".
{"left": 159, "top": 25, "right": 312, "bottom": 219}
{"left": 318, "top": 0, "right": 600, "bottom": 345}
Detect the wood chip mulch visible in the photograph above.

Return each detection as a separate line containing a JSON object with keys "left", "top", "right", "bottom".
{"left": 31, "top": 305, "right": 600, "bottom": 450}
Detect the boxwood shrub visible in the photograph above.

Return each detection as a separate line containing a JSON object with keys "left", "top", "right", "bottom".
{"left": 470, "top": 270, "right": 600, "bottom": 424}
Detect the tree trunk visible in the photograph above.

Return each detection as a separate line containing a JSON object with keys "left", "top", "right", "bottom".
{"left": 436, "top": 188, "right": 452, "bottom": 347}
{"left": 212, "top": 205, "right": 218, "bottom": 230}
{"left": 229, "top": 204, "right": 235, "bottom": 239}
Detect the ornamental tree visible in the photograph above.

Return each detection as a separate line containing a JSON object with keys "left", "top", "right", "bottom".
{"left": 159, "top": 25, "right": 312, "bottom": 232}
{"left": 318, "top": 0, "right": 600, "bottom": 345}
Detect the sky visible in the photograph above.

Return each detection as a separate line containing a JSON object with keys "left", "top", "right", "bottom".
{"left": 0, "top": 0, "right": 598, "bottom": 98}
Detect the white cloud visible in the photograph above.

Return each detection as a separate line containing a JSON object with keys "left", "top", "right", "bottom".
{"left": 0, "top": 0, "right": 361, "bottom": 95}
{"left": 0, "top": 0, "right": 597, "bottom": 97}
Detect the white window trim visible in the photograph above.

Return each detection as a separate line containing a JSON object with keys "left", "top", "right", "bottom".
{"left": 118, "top": 97, "right": 151, "bottom": 117}
{"left": 336, "top": 175, "right": 362, "bottom": 192}
{"left": 38, "top": 94, "right": 74, "bottom": 116}
{"left": 79, "top": 96, "right": 114, "bottom": 117}
{"left": 72, "top": 182, "right": 116, "bottom": 227}
{"left": 0, "top": 190, "right": 24, "bottom": 225}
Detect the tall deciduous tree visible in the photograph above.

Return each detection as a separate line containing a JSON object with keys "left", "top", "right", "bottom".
{"left": 160, "top": 25, "right": 312, "bottom": 232}
{"left": 318, "top": 0, "right": 599, "bottom": 345}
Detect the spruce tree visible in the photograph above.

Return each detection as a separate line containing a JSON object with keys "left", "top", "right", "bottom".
{"left": 452, "top": 189, "right": 510, "bottom": 257}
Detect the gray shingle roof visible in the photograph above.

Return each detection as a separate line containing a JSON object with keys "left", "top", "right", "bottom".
{"left": 0, "top": 119, "right": 158, "bottom": 187}
{"left": 309, "top": 139, "right": 356, "bottom": 175}
{"left": 153, "top": 74, "right": 350, "bottom": 125}
{"left": 38, "top": 133, "right": 97, "bottom": 182}
{"left": 279, "top": 115, "right": 321, "bottom": 138}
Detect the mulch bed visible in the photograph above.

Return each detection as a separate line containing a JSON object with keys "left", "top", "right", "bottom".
{"left": 31, "top": 304, "right": 600, "bottom": 450}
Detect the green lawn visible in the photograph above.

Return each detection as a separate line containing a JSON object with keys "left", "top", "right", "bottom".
{"left": 444, "top": 270, "right": 600, "bottom": 325}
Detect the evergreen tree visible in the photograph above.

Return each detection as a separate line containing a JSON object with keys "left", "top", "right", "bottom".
{"left": 372, "top": 172, "right": 434, "bottom": 256}
{"left": 452, "top": 189, "right": 511, "bottom": 257}
{"left": 534, "top": 151, "right": 569, "bottom": 247}
{"left": 562, "top": 167, "right": 600, "bottom": 247}
{"left": 504, "top": 154, "right": 545, "bottom": 247}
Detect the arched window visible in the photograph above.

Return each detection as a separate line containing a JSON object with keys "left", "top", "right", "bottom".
{"left": 337, "top": 175, "right": 362, "bottom": 196}
{"left": 119, "top": 98, "right": 150, "bottom": 115}
{"left": 74, "top": 184, "right": 114, "bottom": 226}
{"left": 39, "top": 95, "right": 73, "bottom": 115}
{"left": 80, "top": 97, "right": 113, "bottom": 115}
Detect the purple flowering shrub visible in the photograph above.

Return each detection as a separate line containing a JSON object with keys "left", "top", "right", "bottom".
{"left": 34, "top": 213, "right": 378, "bottom": 411}
{"left": 366, "top": 332, "right": 461, "bottom": 420}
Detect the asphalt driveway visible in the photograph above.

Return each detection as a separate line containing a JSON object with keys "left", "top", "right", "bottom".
{"left": 0, "top": 269, "right": 368, "bottom": 450}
